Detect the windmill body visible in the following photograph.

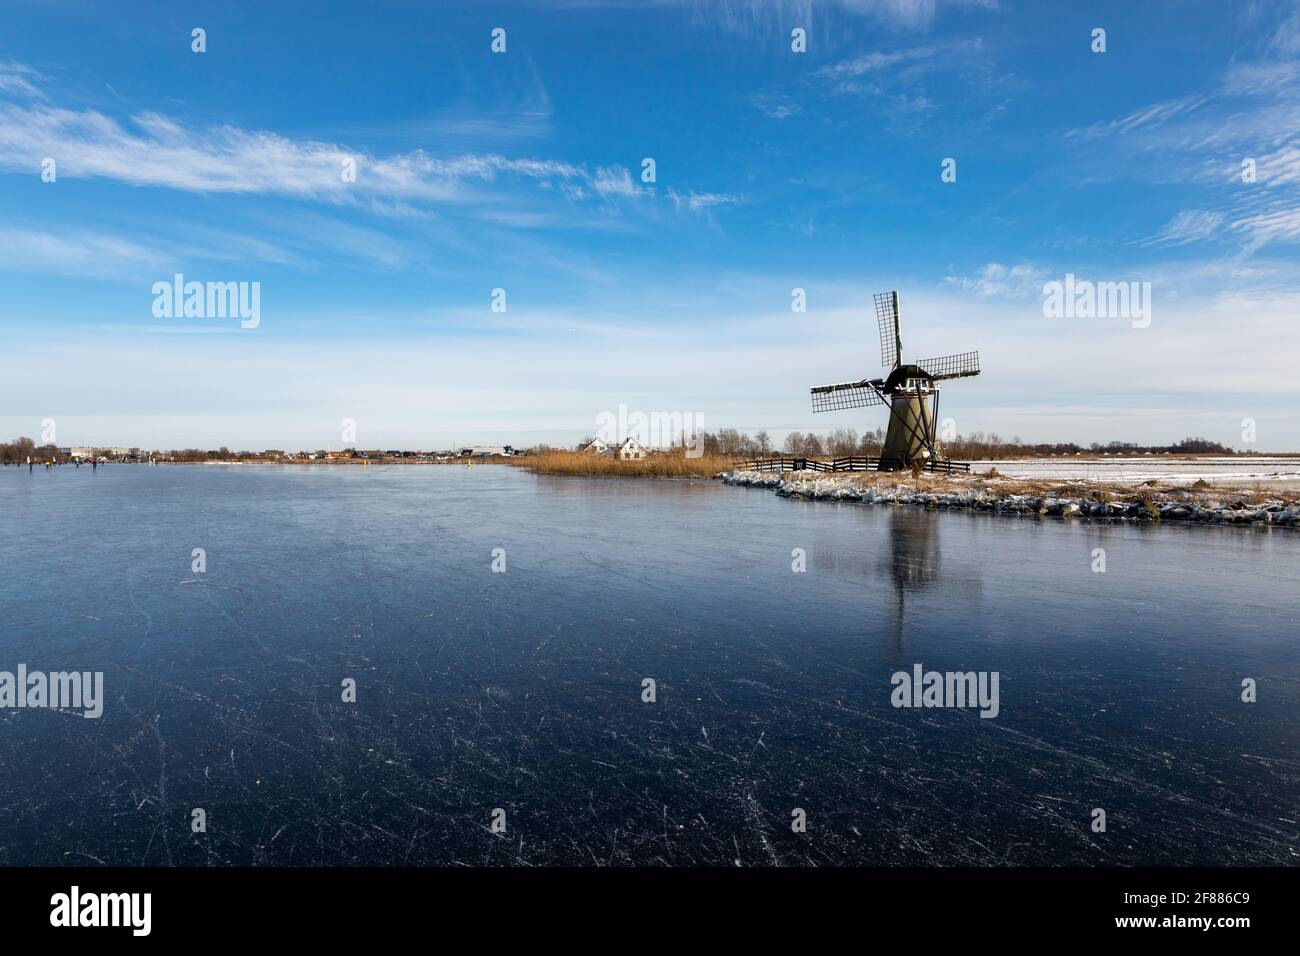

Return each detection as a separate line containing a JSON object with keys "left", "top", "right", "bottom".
{"left": 878, "top": 364, "right": 937, "bottom": 468}
{"left": 810, "top": 291, "right": 980, "bottom": 472}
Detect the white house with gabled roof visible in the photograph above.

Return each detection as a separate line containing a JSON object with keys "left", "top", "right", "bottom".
{"left": 580, "top": 437, "right": 649, "bottom": 460}
{"left": 613, "top": 438, "right": 649, "bottom": 460}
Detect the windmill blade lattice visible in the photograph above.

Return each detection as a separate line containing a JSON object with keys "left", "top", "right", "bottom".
{"left": 810, "top": 380, "right": 887, "bottom": 413}
{"left": 916, "top": 351, "right": 980, "bottom": 381}
{"left": 874, "top": 291, "right": 901, "bottom": 368}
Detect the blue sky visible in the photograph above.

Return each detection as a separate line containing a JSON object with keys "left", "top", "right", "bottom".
{"left": 1, "top": 0, "right": 1298, "bottom": 450}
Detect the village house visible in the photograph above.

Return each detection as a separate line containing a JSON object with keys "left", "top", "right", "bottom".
{"left": 581, "top": 437, "right": 650, "bottom": 460}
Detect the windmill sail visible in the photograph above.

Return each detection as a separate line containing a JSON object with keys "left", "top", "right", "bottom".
{"left": 916, "top": 351, "right": 980, "bottom": 381}
{"left": 874, "top": 291, "right": 902, "bottom": 368}
{"left": 810, "top": 379, "right": 886, "bottom": 413}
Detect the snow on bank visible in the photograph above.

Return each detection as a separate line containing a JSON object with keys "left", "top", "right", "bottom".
{"left": 719, "top": 471, "right": 1299, "bottom": 527}
{"left": 968, "top": 457, "right": 1300, "bottom": 487}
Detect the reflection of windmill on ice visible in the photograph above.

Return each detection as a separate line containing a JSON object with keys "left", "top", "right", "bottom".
{"left": 810, "top": 291, "right": 981, "bottom": 471}
{"left": 885, "top": 509, "right": 939, "bottom": 653}
{"left": 882, "top": 509, "right": 983, "bottom": 653}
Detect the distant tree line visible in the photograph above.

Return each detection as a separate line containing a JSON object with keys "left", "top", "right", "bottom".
{"left": 0, "top": 437, "right": 44, "bottom": 463}
{"left": 572, "top": 428, "right": 883, "bottom": 458}
{"left": 568, "top": 430, "right": 1245, "bottom": 460}
{"left": 0, "top": 439, "right": 248, "bottom": 463}
{"left": 166, "top": 447, "right": 235, "bottom": 462}
{"left": 937, "top": 434, "right": 1238, "bottom": 459}
{"left": 1, "top": 432, "right": 1247, "bottom": 466}
{"left": 781, "top": 428, "right": 886, "bottom": 457}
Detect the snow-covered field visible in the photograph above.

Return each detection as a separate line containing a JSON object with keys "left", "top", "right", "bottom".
{"left": 969, "top": 456, "right": 1300, "bottom": 488}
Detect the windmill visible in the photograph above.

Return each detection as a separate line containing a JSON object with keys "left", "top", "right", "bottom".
{"left": 809, "top": 291, "right": 980, "bottom": 471}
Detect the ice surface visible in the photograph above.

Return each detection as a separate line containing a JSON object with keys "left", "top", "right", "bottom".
{"left": 0, "top": 463, "right": 1295, "bottom": 865}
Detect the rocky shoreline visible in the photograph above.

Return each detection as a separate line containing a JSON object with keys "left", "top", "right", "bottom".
{"left": 719, "top": 470, "right": 1298, "bottom": 527}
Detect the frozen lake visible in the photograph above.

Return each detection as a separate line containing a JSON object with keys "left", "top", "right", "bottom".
{"left": 0, "top": 463, "right": 1296, "bottom": 865}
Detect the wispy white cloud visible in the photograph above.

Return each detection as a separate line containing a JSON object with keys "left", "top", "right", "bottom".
{"left": 666, "top": 188, "right": 741, "bottom": 212}
{"left": 816, "top": 37, "right": 977, "bottom": 83}
{"left": 0, "top": 61, "right": 43, "bottom": 99}
{"left": 812, "top": 38, "right": 994, "bottom": 119}
{"left": 1146, "top": 209, "right": 1227, "bottom": 247}
{"left": 1267, "top": 0, "right": 1300, "bottom": 55}
{"left": 1066, "top": 94, "right": 1211, "bottom": 140}
{"left": 0, "top": 74, "right": 733, "bottom": 226}
{"left": 823, "top": 0, "right": 996, "bottom": 30}
{"left": 1067, "top": 30, "right": 1300, "bottom": 256}
{"left": 0, "top": 227, "right": 162, "bottom": 277}
{"left": 753, "top": 92, "right": 802, "bottom": 119}
{"left": 943, "top": 262, "right": 1048, "bottom": 298}
{"left": 565, "top": 0, "right": 994, "bottom": 33}
{"left": 0, "top": 102, "right": 603, "bottom": 203}
{"left": 1222, "top": 59, "right": 1300, "bottom": 96}
{"left": 1231, "top": 201, "right": 1300, "bottom": 253}
{"left": 815, "top": 42, "right": 947, "bottom": 80}
{"left": 591, "top": 165, "right": 638, "bottom": 198}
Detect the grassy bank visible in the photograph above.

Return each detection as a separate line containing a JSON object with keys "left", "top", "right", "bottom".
{"left": 507, "top": 450, "right": 735, "bottom": 477}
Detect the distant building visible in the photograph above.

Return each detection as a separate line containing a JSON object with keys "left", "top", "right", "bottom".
{"left": 580, "top": 437, "right": 649, "bottom": 460}
{"left": 462, "top": 446, "right": 514, "bottom": 457}
{"left": 613, "top": 438, "right": 649, "bottom": 460}
{"left": 68, "top": 446, "right": 130, "bottom": 458}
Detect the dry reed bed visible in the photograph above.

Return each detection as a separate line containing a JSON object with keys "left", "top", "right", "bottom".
{"left": 507, "top": 451, "right": 735, "bottom": 478}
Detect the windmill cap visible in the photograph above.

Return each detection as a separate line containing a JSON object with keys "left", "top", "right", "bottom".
{"left": 883, "top": 365, "right": 934, "bottom": 390}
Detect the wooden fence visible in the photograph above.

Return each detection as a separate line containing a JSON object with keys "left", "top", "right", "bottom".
{"left": 735, "top": 456, "right": 971, "bottom": 475}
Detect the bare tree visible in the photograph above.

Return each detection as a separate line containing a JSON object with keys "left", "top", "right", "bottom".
{"left": 717, "top": 428, "right": 744, "bottom": 456}
{"left": 827, "top": 427, "right": 859, "bottom": 457}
